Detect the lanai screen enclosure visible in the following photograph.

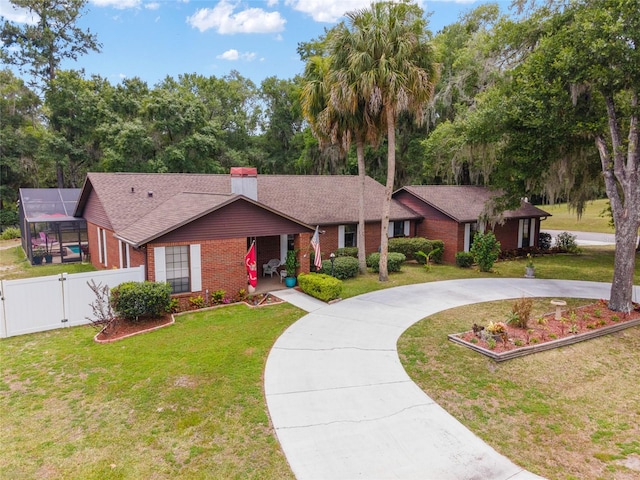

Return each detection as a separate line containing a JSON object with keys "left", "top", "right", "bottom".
{"left": 19, "top": 189, "right": 88, "bottom": 265}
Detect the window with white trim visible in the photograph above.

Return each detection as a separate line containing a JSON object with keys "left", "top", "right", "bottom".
{"left": 522, "top": 218, "right": 531, "bottom": 247}
{"left": 166, "top": 246, "right": 190, "bottom": 294}
{"left": 344, "top": 224, "right": 356, "bottom": 247}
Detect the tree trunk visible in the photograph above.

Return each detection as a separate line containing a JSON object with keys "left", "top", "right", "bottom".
{"left": 356, "top": 137, "right": 367, "bottom": 274}
{"left": 56, "top": 162, "right": 64, "bottom": 188}
{"left": 595, "top": 94, "right": 639, "bottom": 312}
{"left": 379, "top": 108, "right": 396, "bottom": 282}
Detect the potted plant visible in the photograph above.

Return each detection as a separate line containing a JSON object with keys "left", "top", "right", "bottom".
{"left": 44, "top": 245, "right": 53, "bottom": 264}
{"left": 32, "top": 246, "right": 46, "bottom": 265}
{"left": 525, "top": 253, "right": 535, "bottom": 278}
{"left": 284, "top": 250, "right": 299, "bottom": 287}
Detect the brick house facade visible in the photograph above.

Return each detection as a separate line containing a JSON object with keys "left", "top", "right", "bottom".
{"left": 75, "top": 169, "right": 417, "bottom": 297}
{"left": 394, "top": 186, "right": 550, "bottom": 264}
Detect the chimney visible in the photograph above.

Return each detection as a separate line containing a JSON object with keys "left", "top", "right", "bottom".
{"left": 230, "top": 167, "right": 258, "bottom": 201}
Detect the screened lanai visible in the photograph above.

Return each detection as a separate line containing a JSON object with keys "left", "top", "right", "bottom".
{"left": 19, "top": 188, "right": 88, "bottom": 265}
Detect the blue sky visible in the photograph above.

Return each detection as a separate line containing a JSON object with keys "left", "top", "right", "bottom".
{"left": 2, "top": 0, "right": 510, "bottom": 87}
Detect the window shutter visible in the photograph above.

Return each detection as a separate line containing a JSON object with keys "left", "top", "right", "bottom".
{"left": 517, "top": 219, "right": 524, "bottom": 248}
{"left": 190, "top": 244, "right": 202, "bottom": 292}
{"left": 338, "top": 225, "right": 345, "bottom": 248}
{"left": 464, "top": 224, "right": 471, "bottom": 252}
{"left": 529, "top": 219, "right": 536, "bottom": 245}
{"left": 102, "top": 229, "right": 108, "bottom": 265}
{"left": 154, "top": 247, "right": 166, "bottom": 282}
{"left": 404, "top": 220, "right": 410, "bottom": 236}
{"left": 97, "top": 227, "right": 102, "bottom": 264}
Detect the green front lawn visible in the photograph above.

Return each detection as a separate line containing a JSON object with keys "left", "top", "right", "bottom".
{"left": 0, "top": 304, "right": 301, "bottom": 480}
{"left": 1, "top": 245, "right": 637, "bottom": 479}
{"left": 537, "top": 198, "right": 615, "bottom": 233}
{"left": 399, "top": 298, "right": 640, "bottom": 479}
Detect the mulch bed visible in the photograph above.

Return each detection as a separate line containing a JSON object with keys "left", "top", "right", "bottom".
{"left": 451, "top": 300, "right": 640, "bottom": 358}
{"left": 94, "top": 294, "right": 284, "bottom": 342}
{"left": 95, "top": 313, "right": 174, "bottom": 343}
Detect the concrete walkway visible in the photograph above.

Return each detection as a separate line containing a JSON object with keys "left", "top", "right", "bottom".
{"left": 265, "top": 279, "right": 634, "bottom": 480}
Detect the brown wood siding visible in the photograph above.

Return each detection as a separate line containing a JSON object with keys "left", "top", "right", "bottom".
{"left": 83, "top": 190, "right": 113, "bottom": 230}
{"left": 156, "top": 200, "right": 312, "bottom": 243}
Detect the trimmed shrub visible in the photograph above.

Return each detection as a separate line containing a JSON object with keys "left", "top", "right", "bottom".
{"left": 110, "top": 281, "right": 172, "bottom": 322}
{"left": 366, "top": 252, "right": 406, "bottom": 273}
{"left": 538, "top": 232, "right": 552, "bottom": 251}
{"left": 320, "top": 255, "right": 359, "bottom": 279}
{"left": 470, "top": 232, "right": 501, "bottom": 272}
{"left": 335, "top": 247, "right": 358, "bottom": 258}
{"left": 429, "top": 240, "right": 445, "bottom": 264}
{"left": 555, "top": 231, "right": 580, "bottom": 253}
{"left": 389, "top": 237, "right": 444, "bottom": 264}
{"left": 455, "top": 251, "right": 474, "bottom": 268}
{"left": 298, "top": 273, "right": 342, "bottom": 302}
{"left": 0, "top": 226, "right": 20, "bottom": 240}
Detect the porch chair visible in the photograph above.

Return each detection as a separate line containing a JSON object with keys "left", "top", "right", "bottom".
{"left": 262, "top": 258, "right": 281, "bottom": 277}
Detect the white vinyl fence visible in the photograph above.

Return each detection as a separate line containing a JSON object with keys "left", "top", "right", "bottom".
{"left": 0, "top": 266, "right": 145, "bottom": 338}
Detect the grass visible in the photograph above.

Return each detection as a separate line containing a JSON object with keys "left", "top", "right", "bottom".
{"left": 398, "top": 298, "right": 640, "bottom": 479}
{"left": 340, "top": 245, "right": 639, "bottom": 299}
{"left": 1, "top": 243, "right": 638, "bottom": 479}
{"left": 0, "top": 243, "right": 96, "bottom": 280}
{"left": 0, "top": 303, "right": 301, "bottom": 480}
{"left": 537, "top": 198, "right": 615, "bottom": 233}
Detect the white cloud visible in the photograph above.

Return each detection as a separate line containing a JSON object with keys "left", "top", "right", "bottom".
{"left": 216, "top": 49, "right": 257, "bottom": 61}
{"left": 285, "top": 0, "right": 431, "bottom": 23}
{"left": 145, "top": 2, "right": 160, "bottom": 10}
{"left": 266, "top": 0, "right": 279, "bottom": 6}
{"left": 91, "top": 0, "right": 142, "bottom": 9}
{"left": 187, "top": 0, "right": 286, "bottom": 34}
{"left": 0, "top": 0, "right": 38, "bottom": 24}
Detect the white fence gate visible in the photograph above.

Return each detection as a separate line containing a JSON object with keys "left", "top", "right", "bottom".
{"left": 0, "top": 266, "right": 145, "bottom": 338}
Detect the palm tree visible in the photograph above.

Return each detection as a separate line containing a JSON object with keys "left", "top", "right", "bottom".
{"left": 335, "top": 0, "right": 438, "bottom": 281}
{"left": 300, "top": 41, "right": 381, "bottom": 274}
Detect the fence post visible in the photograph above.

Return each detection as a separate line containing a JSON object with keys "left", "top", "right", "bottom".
{"left": 0, "top": 280, "right": 6, "bottom": 338}
{"left": 59, "top": 273, "right": 69, "bottom": 326}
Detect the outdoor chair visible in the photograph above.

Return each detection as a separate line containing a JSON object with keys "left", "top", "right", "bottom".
{"left": 263, "top": 258, "right": 281, "bottom": 277}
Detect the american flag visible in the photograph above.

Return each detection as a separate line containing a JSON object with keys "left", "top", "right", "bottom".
{"left": 311, "top": 226, "right": 322, "bottom": 270}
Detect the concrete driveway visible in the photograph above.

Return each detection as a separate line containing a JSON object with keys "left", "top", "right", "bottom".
{"left": 265, "top": 279, "right": 630, "bottom": 480}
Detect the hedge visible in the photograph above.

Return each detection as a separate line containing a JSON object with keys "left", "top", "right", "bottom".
{"left": 110, "top": 281, "right": 172, "bottom": 322}
{"left": 455, "top": 251, "right": 474, "bottom": 268}
{"left": 366, "top": 252, "right": 406, "bottom": 273}
{"left": 320, "top": 255, "right": 359, "bottom": 279}
{"left": 335, "top": 247, "right": 358, "bottom": 258}
{"left": 298, "top": 273, "right": 342, "bottom": 302}
{"left": 388, "top": 237, "right": 444, "bottom": 264}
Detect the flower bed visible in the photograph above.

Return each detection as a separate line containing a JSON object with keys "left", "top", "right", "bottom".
{"left": 449, "top": 300, "right": 640, "bottom": 362}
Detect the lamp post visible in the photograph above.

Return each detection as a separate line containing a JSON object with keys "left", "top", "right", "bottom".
{"left": 330, "top": 252, "right": 336, "bottom": 277}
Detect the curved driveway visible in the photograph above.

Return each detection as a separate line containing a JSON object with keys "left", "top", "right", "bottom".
{"left": 265, "top": 279, "right": 634, "bottom": 479}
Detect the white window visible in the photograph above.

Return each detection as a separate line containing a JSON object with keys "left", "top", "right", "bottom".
{"left": 119, "top": 240, "right": 130, "bottom": 269}
{"left": 154, "top": 244, "right": 202, "bottom": 294}
{"left": 518, "top": 219, "right": 535, "bottom": 248}
{"left": 166, "top": 246, "right": 190, "bottom": 294}
{"left": 465, "top": 222, "right": 485, "bottom": 251}
{"left": 339, "top": 224, "right": 357, "bottom": 248}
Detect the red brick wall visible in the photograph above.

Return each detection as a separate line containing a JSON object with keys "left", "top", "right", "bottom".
{"left": 148, "top": 238, "right": 248, "bottom": 306}
{"left": 318, "top": 222, "right": 409, "bottom": 258}
{"left": 416, "top": 218, "right": 461, "bottom": 264}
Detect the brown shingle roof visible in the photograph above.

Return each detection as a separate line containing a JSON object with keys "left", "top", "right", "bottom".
{"left": 399, "top": 185, "right": 550, "bottom": 222}
{"left": 76, "top": 172, "right": 420, "bottom": 242}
